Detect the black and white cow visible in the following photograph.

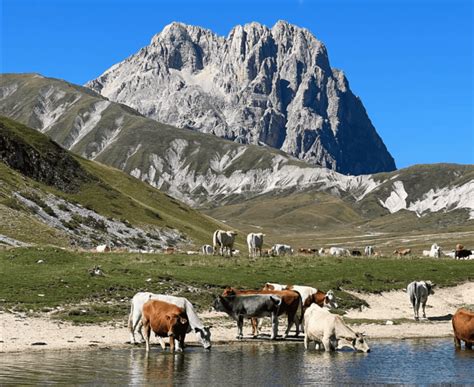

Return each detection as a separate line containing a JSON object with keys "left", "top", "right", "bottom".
{"left": 406, "top": 280, "right": 435, "bottom": 320}
{"left": 213, "top": 294, "right": 281, "bottom": 339}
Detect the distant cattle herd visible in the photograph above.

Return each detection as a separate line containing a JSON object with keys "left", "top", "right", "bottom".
{"left": 94, "top": 230, "right": 474, "bottom": 260}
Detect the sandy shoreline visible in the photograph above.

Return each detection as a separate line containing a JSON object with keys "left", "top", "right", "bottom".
{"left": 1, "top": 283, "right": 472, "bottom": 353}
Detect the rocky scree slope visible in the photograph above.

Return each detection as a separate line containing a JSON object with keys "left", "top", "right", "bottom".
{"left": 0, "top": 116, "right": 222, "bottom": 248}
{"left": 0, "top": 74, "right": 472, "bottom": 223}
{"left": 86, "top": 21, "right": 396, "bottom": 175}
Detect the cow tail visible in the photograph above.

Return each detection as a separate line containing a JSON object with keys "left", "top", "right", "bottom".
{"left": 128, "top": 301, "right": 134, "bottom": 331}
{"left": 410, "top": 282, "right": 417, "bottom": 304}
{"left": 212, "top": 231, "right": 219, "bottom": 254}
{"left": 296, "top": 293, "right": 303, "bottom": 323}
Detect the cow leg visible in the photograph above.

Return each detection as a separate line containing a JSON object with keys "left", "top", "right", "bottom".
{"left": 271, "top": 312, "right": 278, "bottom": 340}
{"left": 237, "top": 316, "right": 244, "bottom": 339}
{"left": 251, "top": 318, "right": 259, "bottom": 338}
{"left": 322, "top": 336, "right": 332, "bottom": 352}
{"left": 465, "top": 341, "right": 472, "bottom": 350}
{"left": 158, "top": 337, "right": 166, "bottom": 350}
{"left": 413, "top": 298, "right": 420, "bottom": 320}
{"left": 304, "top": 335, "right": 309, "bottom": 350}
{"left": 294, "top": 315, "right": 301, "bottom": 337}
{"left": 283, "top": 313, "right": 294, "bottom": 339}
{"left": 454, "top": 335, "right": 461, "bottom": 348}
{"left": 178, "top": 333, "right": 186, "bottom": 352}
{"left": 422, "top": 301, "right": 427, "bottom": 318}
{"left": 130, "top": 306, "right": 144, "bottom": 344}
{"left": 169, "top": 335, "right": 175, "bottom": 353}
{"left": 143, "top": 321, "right": 151, "bottom": 352}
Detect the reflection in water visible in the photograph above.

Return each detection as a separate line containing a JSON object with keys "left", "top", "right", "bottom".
{"left": 0, "top": 339, "right": 473, "bottom": 385}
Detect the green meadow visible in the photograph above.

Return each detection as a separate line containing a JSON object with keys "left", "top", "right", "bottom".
{"left": 1, "top": 247, "right": 472, "bottom": 324}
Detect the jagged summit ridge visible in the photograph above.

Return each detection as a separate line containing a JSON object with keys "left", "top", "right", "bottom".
{"left": 86, "top": 21, "right": 396, "bottom": 175}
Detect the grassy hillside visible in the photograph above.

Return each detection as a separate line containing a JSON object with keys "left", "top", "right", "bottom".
{"left": 0, "top": 116, "right": 223, "bottom": 248}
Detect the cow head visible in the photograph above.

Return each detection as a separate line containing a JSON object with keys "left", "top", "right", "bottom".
{"left": 425, "top": 281, "right": 436, "bottom": 295}
{"left": 324, "top": 290, "right": 338, "bottom": 309}
{"left": 213, "top": 295, "right": 227, "bottom": 312}
{"left": 229, "top": 231, "right": 238, "bottom": 236}
{"left": 222, "top": 287, "right": 237, "bottom": 297}
{"left": 352, "top": 333, "right": 370, "bottom": 353}
{"left": 166, "top": 313, "right": 188, "bottom": 336}
{"left": 195, "top": 326, "right": 212, "bottom": 349}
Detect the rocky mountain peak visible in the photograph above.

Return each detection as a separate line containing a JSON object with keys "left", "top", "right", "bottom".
{"left": 86, "top": 21, "right": 396, "bottom": 175}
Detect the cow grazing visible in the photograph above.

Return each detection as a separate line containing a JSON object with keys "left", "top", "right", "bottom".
{"left": 298, "top": 248, "right": 318, "bottom": 255}
{"left": 247, "top": 233, "right": 265, "bottom": 258}
{"left": 455, "top": 249, "right": 473, "bottom": 259}
{"left": 223, "top": 287, "right": 302, "bottom": 338}
{"left": 271, "top": 244, "right": 294, "bottom": 256}
{"left": 394, "top": 248, "right": 411, "bottom": 256}
{"left": 129, "top": 292, "right": 211, "bottom": 349}
{"left": 329, "top": 247, "right": 350, "bottom": 256}
{"left": 452, "top": 308, "right": 474, "bottom": 349}
{"left": 96, "top": 244, "right": 110, "bottom": 253}
{"left": 364, "top": 246, "right": 374, "bottom": 256}
{"left": 141, "top": 300, "right": 189, "bottom": 352}
{"left": 423, "top": 243, "right": 442, "bottom": 258}
{"left": 287, "top": 285, "right": 338, "bottom": 333}
{"left": 213, "top": 293, "right": 281, "bottom": 339}
{"left": 351, "top": 250, "right": 362, "bottom": 256}
{"left": 304, "top": 304, "right": 370, "bottom": 352}
{"left": 213, "top": 230, "right": 238, "bottom": 257}
{"left": 201, "top": 244, "right": 213, "bottom": 255}
{"left": 406, "top": 280, "right": 435, "bottom": 320}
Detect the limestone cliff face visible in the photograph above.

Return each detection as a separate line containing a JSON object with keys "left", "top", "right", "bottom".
{"left": 87, "top": 21, "right": 396, "bottom": 175}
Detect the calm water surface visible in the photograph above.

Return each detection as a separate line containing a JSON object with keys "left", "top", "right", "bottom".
{"left": 1, "top": 338, "right": 473, "bottom": 385}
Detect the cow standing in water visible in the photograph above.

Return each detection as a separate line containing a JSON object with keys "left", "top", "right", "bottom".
{"left": 452, "top": 308, "right": 474, "bottom": 349}
{"left": 304, "top": 304, "right": 370, "bottom": 352}
{"left": 129, "top": 292, "right": 211, "bottom": 349}
{"left": 141, "top": 300, "right": 189, "bottom": 353}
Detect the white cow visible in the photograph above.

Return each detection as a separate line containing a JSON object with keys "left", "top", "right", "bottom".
{"left": 201, "top": 244, "right": 213, "bottom": 255}
{"left": 329, "top": 247, "right": 350, "bottom": 256}
{"left": 247, "top": 233, "right": 265, "bottom": 257}
{"left": 364, "top": 246, "right": 374, "bottom": 256}
{"left": 271, "top": 244, "right": 293, "bottom": 256}
{"left": 128, "top": 292, "right": 211, "bottom": 349}
{"left": 96, "top": 244, "right": 110, "bottom": 253}
{"left": 304, "top": 304, "right": 370, "bottom": 352}
{"left": 213, "top": 230, "right": 238, "bottom": 257}
{"left": 407, "top": 280, "right": 435, "bottom": 320}
{"left": 422, "top": 243, "right": 442, "bottom": 258}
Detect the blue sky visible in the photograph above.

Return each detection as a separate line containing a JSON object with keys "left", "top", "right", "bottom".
{"left": 1, "top": 0, "right": 473, "bottom": 169}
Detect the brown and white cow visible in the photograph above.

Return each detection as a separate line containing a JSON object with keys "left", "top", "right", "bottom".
{"left": 222, "top": 287, "right": 302, "bottom": 338}
{"left": 141, "top": 300, "right": 189, "bottom": 352}
{"left": 452, "top": 308, "right": 474, "bottom": 349}
{"left": 394, "top": 248, "right": 411, "bottom": 256}
{"left": 263, "top": 283, "right": 338, "bottom": 333}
